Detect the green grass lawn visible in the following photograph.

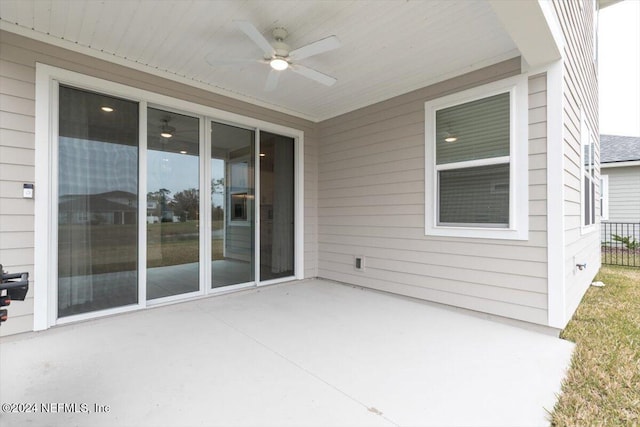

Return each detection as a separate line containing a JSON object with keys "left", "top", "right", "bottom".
{"left": 551, "top": 265, "right": 640, "bottom": 426}
{"left": 59, "top": 222, "right": 225, "bottom": 274}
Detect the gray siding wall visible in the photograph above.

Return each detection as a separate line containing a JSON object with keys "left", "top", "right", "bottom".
{"left": 602, "top": 166, "right": 640, "bottom": 222}
{"left": 225, "top": 226, "right": 253, "bottom": 263}
{"left": 0, "top": 30, "right": 318, "bottom": 336}
{"left": 0, "top": 50, "right": 35, "bottom": 336}
{"left": 554, "top": 1, "right": 600, "bottom": 320}
{"left": 317, "top": 58, "right": 551, "bottom": 325}
{"left": 552, "top": 0, "right": 601, "bottom": 318}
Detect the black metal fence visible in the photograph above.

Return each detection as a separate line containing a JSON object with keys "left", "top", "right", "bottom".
{"left": 601, "top": 222, "right": 640, "bottom": 267}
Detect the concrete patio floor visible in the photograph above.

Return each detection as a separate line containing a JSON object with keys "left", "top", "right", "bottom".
{"left": 0, "top": 279, "right": 574, "bottom": 427}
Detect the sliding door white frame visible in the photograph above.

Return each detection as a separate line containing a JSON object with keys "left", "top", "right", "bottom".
{"left": 34, "top": 63, "right": 304, "bottom": 330}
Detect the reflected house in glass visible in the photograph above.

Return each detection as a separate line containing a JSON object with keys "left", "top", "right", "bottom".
{"left": 59, "top": 191, "right": 137, "bottom": 225}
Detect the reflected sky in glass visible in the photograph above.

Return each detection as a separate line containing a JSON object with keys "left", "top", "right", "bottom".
{"left": 59, "top": 137, "right": 137, "bottom": 197}
{"left": 59, "top": 137, "right": 223, "bottom": 203}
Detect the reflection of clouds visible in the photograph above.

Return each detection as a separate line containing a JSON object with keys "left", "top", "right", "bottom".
{"left": 59, "top": 136, "right": 211, "bottom": 201}
{"left": 211, "top": 194, "right": 224, "bottom": 208}
{"left": 160, "top": 158, "right": 172, "bottom": 173}
{"left": 211, "top": 158, "right": 225, "bottom": 209}
{"left": 147, "top": 149, "right": 199, "bottom": 195}
{"left": 211, "top": 159, "right": 224, "bottom": 180}
{"left": 59, "top": 137, "right": 138, "bottom": 196}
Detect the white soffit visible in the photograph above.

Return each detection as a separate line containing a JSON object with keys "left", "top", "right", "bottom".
{"left": 0, "top": 0, "right": 519, "bottom": 122}
{"left": 489, "top": 0, "right": 562, "bottom": 68}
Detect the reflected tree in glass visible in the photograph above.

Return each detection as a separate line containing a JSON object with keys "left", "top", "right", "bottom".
{"left": 146, "top": 108, "right": 200, "bottom": 300}
{"left": 57, "top": 86, "right": 139, "bottom": 317}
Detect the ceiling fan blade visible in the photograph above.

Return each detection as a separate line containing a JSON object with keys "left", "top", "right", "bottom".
{"left": 264, "top": 69, "right": 281, "bottom": 92}
{"left": 289, "top": 35, "right": 341, "bottom": 61}
{"left": 290, "top": 64, "right": 337, "bottom": 87}
{"left": 234, "top": 20, "right": 274, "bottom": 57}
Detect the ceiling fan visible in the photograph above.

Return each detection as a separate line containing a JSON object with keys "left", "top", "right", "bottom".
{"left": 207, "top": 20, "right": 341, "bottom": 91}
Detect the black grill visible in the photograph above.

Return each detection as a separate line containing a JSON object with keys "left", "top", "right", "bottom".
{"left": 0, "top": 264, "right": 30, "bottom": 325}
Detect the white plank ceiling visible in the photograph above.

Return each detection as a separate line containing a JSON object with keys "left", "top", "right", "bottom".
{"left": 0, "top": 0, "right": 518, "bottom": 122}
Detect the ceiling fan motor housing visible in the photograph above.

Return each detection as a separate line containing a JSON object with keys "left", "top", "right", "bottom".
{"left": 271, "top": 28, "right": 290, "bottom": 59}
{"left": 272, "top": 27, "right": 288, "bottom": 42}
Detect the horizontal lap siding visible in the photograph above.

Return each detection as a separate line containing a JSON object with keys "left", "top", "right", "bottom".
{"left": 0, "top": 52, "right": 36, "bottom": 336}
{"left": 317, "top": 59, "right": 550, "bottom": 325}
{"left": 552, "top": 0, "right": 600, "bottom": 319}
{"left": 0, "top": 30, "right": 318, "bottom": 336}
{"left": 602, "top": 166, "right": 640, "bottom": 222}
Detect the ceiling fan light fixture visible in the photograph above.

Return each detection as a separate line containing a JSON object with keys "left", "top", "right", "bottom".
{"left": 444, "top": 127, "right": 458, "bottom": 143}
{"left": 160, "top": 120, "right": 175, "bottom": 138}
{"left": 270, "top": 58, "right": 289, "bottom": 71}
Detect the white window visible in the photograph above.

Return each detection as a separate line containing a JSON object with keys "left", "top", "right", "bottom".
{"left": 600, "top": 174, "right": 609, "bottom": 221}
{"left": 581, "top": 112, "right": 596, "bottom": 228}
{"left": 425, "top": 75, "right": 528, "bottom": 240}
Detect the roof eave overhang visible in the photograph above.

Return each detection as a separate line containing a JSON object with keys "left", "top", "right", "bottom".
{"left": 599, "top": 0, "right": 623, "bottom": 10}
{"left": 489, "top": 0, "right": 563, "bottom": 68}
{"left": 601, "top": 160, "right": 640, "bottom": 168}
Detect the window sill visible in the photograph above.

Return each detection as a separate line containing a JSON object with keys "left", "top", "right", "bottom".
{"left": 425, "top": 225, "right": 529, "bottom": 241}
{"left": 581, "top": 223, "right": 598, "bottom": 236}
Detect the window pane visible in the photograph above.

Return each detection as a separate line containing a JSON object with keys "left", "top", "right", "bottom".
{"left": 583, "top": 143, "right": 590, "bottom": 167}
{"left": 439, "top": 163, "right": 509, "bottom": 226}
{"left": 58, "top": 86, "right": 139, "bottom": 317}
{"left": 436, "top": 92, "right": 510, "bottom": 165}
{"left": 584, "top": 176, "right": 590, "bottom": 226}
{"left": 146, "top": 108, "right": 200, "bottom": 300}
{"left": 590, "top": 180, "right": 595, "bottom": 224}
{"left": 211, "top": 122, "right": 255, "bottom": 288}
{"left": 260, "top": 131, "right": 295, "bottom": 281}
{"left": 584, "top": 177, "right": 595, "bottom": 226}
{"left": 590, "top": 142, "right": 595, "bottom": 177}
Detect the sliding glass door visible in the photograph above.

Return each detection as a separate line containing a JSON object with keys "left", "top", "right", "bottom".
{"left": 259, "top": 132, "right": 295, "bottom": 281}
{"left": 58, "top": 86, "right": 139, "bottom": 317}
{"left": 146, "top": 108, "right": 200, "bottom": 300}
{"left": 56, "top": 83, "right": 298, "bottom": 321}
{"left": 211, "top": 122, "right": 255, "bottom": 288}
{"left": 209, "top": 125, "right": 295, "bottom": 287}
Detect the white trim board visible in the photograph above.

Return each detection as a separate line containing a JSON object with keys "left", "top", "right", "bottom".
{"left": 601, "top": 160, "right": 640, "bottom": 168}
{"left": 545, "top": 60, "right": 567, "bottom": 329}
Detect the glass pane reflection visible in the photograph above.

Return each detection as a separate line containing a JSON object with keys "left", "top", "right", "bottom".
{"left": 57, "top": 86, "right": 139, "bottom": 317}
{"left": 259, "top": 132, "right": 295, "bottom": 281}
{"left": 211, "top": 122, "right": 255, "bottom": 288}
{"left": 146, "top": 108, "right": 200, "bottom": 299}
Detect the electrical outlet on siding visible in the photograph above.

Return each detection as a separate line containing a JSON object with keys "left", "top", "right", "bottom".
{"left": 354, "top": 256, "right": 365, "bottom": 272}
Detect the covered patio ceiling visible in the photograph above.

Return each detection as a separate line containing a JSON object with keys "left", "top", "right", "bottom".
{"left": 1, "top": 279, "right": 573, "bottom": 426}
{"left": 0, "top": 0, "right": 519, "bottom": 121}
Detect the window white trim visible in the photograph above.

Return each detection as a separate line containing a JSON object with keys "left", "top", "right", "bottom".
{"left": 34, "top": 63, "right": 305, "bottom": 330}
{"left": 580, "top": 110, "right": 597, "bottom": 233}
{"left": 424, "top": 74, "right": 528, "bottom": 240}
{"left": 435, "top": 156, "right": 511, "bottom": 171}
{"left": 600, "top": 174, "right": 609, "bottom": 221}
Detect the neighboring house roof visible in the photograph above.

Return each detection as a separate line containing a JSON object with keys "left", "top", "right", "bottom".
{"left": 600, "top": 134, "right": 640, "bottom": 164}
